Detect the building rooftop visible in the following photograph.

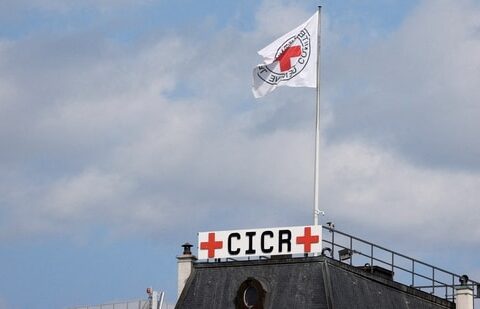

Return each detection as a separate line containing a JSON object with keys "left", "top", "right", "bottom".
{"left": 176, "top": 226, "right": 479, "bottom": 309}
{"left": 176, "top": 255, "right": 455, "bottom": 309}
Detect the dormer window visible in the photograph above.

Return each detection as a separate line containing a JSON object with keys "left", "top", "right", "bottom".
{"left": 236, "top": 278, "right": 266, "bottom": 309}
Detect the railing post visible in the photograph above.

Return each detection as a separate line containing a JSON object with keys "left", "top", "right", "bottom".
{"left": 370, "top": 245, "right": 373, "bottom": 268}
{"left": 331, "top": 230, "right": 335, "bottom": 258}
{"left": 432, "top": 268, "right": 435, "bottom": 295}
{"left": 452, "top": 275, "right": 456, "bottom": 302}
{"left": 411, "top": 260, "right": 415, "bottom": 286}
{"left": 349, "top": 237, "right": 353, "bottom": 266}
{"left": 391, "top": 252, "right": 394, "bottom": 273}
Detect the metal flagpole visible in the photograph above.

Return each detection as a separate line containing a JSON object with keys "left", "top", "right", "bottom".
{"left": 313, "top": 6, "right": 322, "bottom": 226}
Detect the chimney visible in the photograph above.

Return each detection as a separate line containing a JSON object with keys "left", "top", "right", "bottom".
{"left": 177, "top": 242, "right": 196, "bottom": 299}
{"left": 455, "top": 275, "right": 474, "bottom": 309}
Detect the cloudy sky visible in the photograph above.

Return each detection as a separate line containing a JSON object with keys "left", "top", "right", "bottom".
{"left": 1, "top": 0, "right": 480, "bottom": 307}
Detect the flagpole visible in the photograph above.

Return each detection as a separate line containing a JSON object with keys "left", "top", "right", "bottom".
{"left": 313, "top": 6, "right": 322, "bottom": 226}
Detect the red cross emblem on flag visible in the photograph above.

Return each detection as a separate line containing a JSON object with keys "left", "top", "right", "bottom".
{"left": 275, "top": 45, "right": 302, "bottom": 72}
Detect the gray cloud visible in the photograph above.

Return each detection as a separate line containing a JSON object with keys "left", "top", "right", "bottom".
{"left": 326, "top": 0, "right": 480, "bottom": 171}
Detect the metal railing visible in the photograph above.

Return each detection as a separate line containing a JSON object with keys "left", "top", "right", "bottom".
{"left": 322, "top": 226, "right": 480, "bottom": 303}
{"left": 69, "top": 300, "right": 149, "bottom": 309}
{"left": 69, "top": 291, "right": 167, "bottom": 309}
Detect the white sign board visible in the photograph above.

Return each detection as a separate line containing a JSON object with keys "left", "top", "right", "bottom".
{"left": 198, "top": 225, "right": 322, "bottom": 259}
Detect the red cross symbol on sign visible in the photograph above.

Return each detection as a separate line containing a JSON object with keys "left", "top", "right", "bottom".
{"left": 276, "top": 45, "right": 302, "bottom": 72}
{"left": 200, "top": 232, "right": 223, "bottom": 258}
{"left": 296, "top": 227, "right": 320, "bottom": 253}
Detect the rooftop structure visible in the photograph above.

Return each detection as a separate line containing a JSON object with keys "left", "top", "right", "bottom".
{"left": 176, "top": 226, "right": 479, "bottom": 309}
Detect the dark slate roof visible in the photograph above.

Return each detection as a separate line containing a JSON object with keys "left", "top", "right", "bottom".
{"left": 176, "top": 256, "right": 454, "bottom": 309}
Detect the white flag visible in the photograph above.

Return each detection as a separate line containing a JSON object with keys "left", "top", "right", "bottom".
{"left": 252, "top": 12, "right": 318, "bottom": 98}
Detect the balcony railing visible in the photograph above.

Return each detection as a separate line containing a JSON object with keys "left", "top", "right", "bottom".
{"left": 322, "top": 225, "right": 480, "bottom": 303}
